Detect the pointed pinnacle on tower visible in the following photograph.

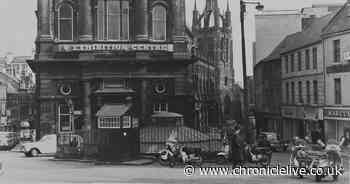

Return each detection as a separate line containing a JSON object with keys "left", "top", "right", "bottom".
{"left": 226, "top": 0, "right": 231, "bottom": 12}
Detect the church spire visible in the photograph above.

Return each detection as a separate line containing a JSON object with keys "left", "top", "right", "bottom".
{"left": 225, "top": 0, "right": 231, "bottom": 29}
{"left": 192, "top": 0, "right": 199, "bottom": 31}
{"left": 226, "top": 0, "right": 231, "bottom": 12}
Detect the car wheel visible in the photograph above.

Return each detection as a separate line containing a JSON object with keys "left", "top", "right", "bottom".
{"left": 24, "top": 152, "right": 31, "bottom": 157}
{"left": 315, "top": 174, "right": 322, "bottom": 182}
{"left": 30, "top": 148, "right": 40, "bottom": 157}
{"left": 216, "top": 155, "right": 226, "bottom": 165}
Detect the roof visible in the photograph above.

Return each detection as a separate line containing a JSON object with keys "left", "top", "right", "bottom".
{"left": 280, "top": 12, "right": 336, "bottom": 54}
{"left": 11, "top": 56, "right": 32, "bottom": 64}
{"left": 256, "top": 9, "right": 300, "bottom": 16}
{"left": 322, "top": 3, "right": 350, "bottom": 36}
{"left": 140, "top": 126, "right": 213, "bottom": 143}
{"left": 260, "top": 32, "right": 299, "bottom": 63}
{"left": 96, "top": 104, "right": 130, "bottom": 117}
{"left": 151, "top": 112, "right": 184, "bottom": 118}
{"left": 94, "top": 88, "right": 135, "bottom": 94}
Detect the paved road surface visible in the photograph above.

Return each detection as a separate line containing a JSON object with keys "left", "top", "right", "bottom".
{"left": 0, "top": 151, "right": 349, "bottom": 184}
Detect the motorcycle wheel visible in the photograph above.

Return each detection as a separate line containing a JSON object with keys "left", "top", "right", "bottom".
{"left": 315, "top": 175, "right": 322, "bottom": 182}
{"left": 333, "top": 175, "right": 338, "bottom": 181}
{"left": 169, "top": 160, "right": 176, "bottom": 168}
{"left": 298, "top": 173, "right": 304, "bottom": 179}
{"left": 196, "top": 156, "right": 203, "bottom": 166}
{"left": 216, "top": 156, "right": 226, "bottom": 165}
{"left": 159, "top": 158, "right": 169, "bottom": 166}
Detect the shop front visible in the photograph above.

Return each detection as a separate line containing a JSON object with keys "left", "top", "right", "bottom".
{"left": 281, "top": 106, "right": 323, "bottom": 140}
{"left": 281, "top": 106, "right": 303, "bottom": 140}
{"left": 324, "top": 107, "right": 350, "bottom": 141}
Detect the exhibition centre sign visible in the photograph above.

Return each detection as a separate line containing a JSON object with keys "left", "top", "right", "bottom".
{"left": 57, "top": 43, "right": 174, "bottom": 52}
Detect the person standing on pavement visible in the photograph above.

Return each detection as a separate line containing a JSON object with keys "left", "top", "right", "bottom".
{"left": 230, "top": 125, "right": 244, "bottom": 166}
{"left": 340, "top": 131, "right": 350, "bottom": 149}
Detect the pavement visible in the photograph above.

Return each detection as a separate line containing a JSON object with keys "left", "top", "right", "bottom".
{"left": 0, "top": 151, "right": 349, "bottom": 184}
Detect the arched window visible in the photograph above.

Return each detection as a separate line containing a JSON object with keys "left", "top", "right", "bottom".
{"left": 152, "top": 5, "right": 167, "bottom": 41}
{"left": 97, "top": 0, "right": 129, "bottom": 41}
{"left": 58, "top": 4, "right": 73, "bottom": 41}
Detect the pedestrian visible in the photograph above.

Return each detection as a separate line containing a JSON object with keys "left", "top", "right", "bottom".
{"left": 230, "top": 125, "right": 244, "bottom": 167}
{"left": 339, "top": 131, "right": 350, "bottom": 149}
{"left": 311, "top": 125, "right": 325, "bottom": 149}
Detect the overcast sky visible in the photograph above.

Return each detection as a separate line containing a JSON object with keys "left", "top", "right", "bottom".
{"left": 0, "top": 0, "right": 347, "bottom": 85}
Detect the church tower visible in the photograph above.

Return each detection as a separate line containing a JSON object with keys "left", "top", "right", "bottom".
{"left": 192, "top": 0, "right": 236, "bottom": 124}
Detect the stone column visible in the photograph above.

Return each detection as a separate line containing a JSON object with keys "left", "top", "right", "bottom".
{"left": 79, "top": 0, "right": 93, "bottom": 41}
{"left": 135, "top": 0, "right": 148, "bottom": 41}
{"left": 141, "top": 80, "right": 148, "bottom": 122}
{"left": 172, "top": 0, "right": 186, "bottom": 42}
{"left": 83, "top": 81, "right": 92, "bottom": 156}
{"left": 38, "top": 0, "right": 52, "bottom": 41}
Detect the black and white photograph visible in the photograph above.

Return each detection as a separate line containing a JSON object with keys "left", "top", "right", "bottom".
{"left": 0, "top": 0, "right": 349, "bottom": 183}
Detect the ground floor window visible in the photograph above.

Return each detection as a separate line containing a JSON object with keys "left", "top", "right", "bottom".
{"left": 98, "top": 116, "right": 121, "bottom": 129}
{"left": 58, "top": 103, "right": 73, "bottom": 133}
{"left": 153, "top": 103, "right": 168, "bottom": 113}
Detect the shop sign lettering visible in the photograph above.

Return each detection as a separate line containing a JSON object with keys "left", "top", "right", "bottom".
{"left": 324, "top": 109, "right": 350, "bottom": 120}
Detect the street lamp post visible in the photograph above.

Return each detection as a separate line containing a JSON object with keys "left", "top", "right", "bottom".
{"left": 240, "top": 0, "right": 263, "bottom": 143}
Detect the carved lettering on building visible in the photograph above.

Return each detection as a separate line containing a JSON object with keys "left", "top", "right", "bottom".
{"left": 57, "top": 43, "right": 174, "bottom": 52}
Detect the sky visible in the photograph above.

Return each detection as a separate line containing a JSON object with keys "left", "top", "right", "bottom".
{"left": 0, "top": 0, "right": 347, "bottom": 85}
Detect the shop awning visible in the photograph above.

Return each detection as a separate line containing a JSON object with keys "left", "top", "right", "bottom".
{"left": 94, "top": 88, "right": 135, "bottom": 94}
{"left": 151, "top": 112, "right": 183, "bottom": 118}
{"left": 96, "top": 105, "right": 130, "bottom": 117}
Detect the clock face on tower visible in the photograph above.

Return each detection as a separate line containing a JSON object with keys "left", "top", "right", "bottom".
{"left": 59, "top": 83, "right": 72, "bottom": 96}
{"left": 154, "top": 83, "right": 167, "bottom": 94}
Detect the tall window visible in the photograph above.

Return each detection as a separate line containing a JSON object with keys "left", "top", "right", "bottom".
{"left": 297, "top": 52, "right": 302, "bottom": 71}
{"left": 97, "top": 0, "right": 129, "bottom": 41}
{"left": 313, "top": 80, "right": 318, "bottom": 104}
{"left": 291, "top": 82, "right": 295, "bottom": 104}
{"left": 285, "top": 56, "right": 289, "bottom": 74}
{"left": 333, "top": 39, "right": 341, "bottom": 63}
{"left": 298, "top": 81, "right": 303, "bottom": 103}
{"left": 58, "top": 104, "right": 73, "bottom": 132}
{"left": 58, "top": 4, "right": 74, "bottom": 41}
{"left": 154, "top": 103, "right": 168, "bottom": 112}
{"left": 335, "top": 78, "right": 342, "bottom": 104}
{"left": 290, "top": 54, "right": 295, "bottom": 72}
{"left": 285, "top": 83, "right": 289, "bottom": 104}
{"left": 306, "top": 81, "right": 311, "bottom": 104}
{"left": 152, "top": 5, "right": 167, "bottom": 41}
{"left": 305, "top": 49, "right": 310, "bottom": 70}
{"left": 312, "top": 47, "right": 317, "bottom": 70}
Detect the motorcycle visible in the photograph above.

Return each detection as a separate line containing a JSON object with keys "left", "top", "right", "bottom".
{"left": 289, "top": 144, "right": 313, "bottom": 178}
{"left": 243, "top": 145, "right": 272, "bottom": 167}
{"left": 216, "top": 143, "right": 272, "bottom": 167}
{"left": 311, "top": 144, "right": 344, "bottom": 182}
{"left": 158, "top": 142, "right": 203, "bottom": 168}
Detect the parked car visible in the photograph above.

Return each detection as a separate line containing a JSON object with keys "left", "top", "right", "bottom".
{"left": 23, "top": 134, "right": 57, "bottom": 157}
{"left": 259, "top": 132, "right": 289, "bottom": 152}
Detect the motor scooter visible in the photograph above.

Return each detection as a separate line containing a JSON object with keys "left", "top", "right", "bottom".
{"left": 159, "top": 141, "right": 203, "bottom": 167}
{"left": 311, "top": 144, "right": 344, "bottom": 182}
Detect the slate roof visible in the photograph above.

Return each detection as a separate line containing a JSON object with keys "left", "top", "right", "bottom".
{"left": 279, "top": 13, "right": 336, "bottom": 55}
{"left": 260, "top": 32, "right": 300, "bottom": 63}
{"left": 96, "top": 104, "right": 130, "bottom": 117}
{"left": 259, "top": 11, "right": 337, "bottom": 64}
{"left": 322, "top": 3, "right": 350, "bottom": 36}
{"left": 11, "top": 56, "right": 32, "bottom": 64}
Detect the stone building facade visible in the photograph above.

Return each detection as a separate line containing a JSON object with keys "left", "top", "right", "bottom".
{"left": 29, "top": 0, "right": 225, "bottom": 159}
{"left": 322, "top": 1, "right": 350, "bottom": 141}
{"left": 280, "top": 14, "right": 329, "bottom": 140}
